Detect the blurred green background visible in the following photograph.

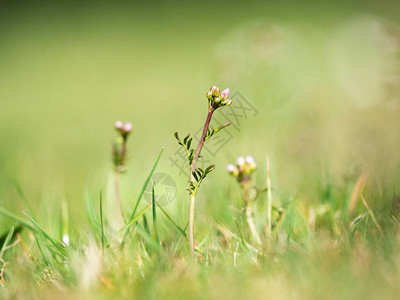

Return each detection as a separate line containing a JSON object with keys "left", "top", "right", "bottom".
{"left": 1, "top": 0, "right": 400, "bottom": 230}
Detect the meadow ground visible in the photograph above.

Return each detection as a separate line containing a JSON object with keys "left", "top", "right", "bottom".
{"left": 1, "top": 1, "right": 400, "bottom": 299}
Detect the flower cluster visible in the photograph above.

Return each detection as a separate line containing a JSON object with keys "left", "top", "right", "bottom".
{"left": 115, "top": 121, "right": 133, "bottom": 139}
{"left": 206, "top": 86, "right": 232, "bottom": 109}
{"left": 227, "top": 156, "right": 257, "bottom": 183}
{"left": 113, "top": 121, "right": 132, "bottom": 173}
{"left": 175, "top": 85, "right": 233, "bottom": 256}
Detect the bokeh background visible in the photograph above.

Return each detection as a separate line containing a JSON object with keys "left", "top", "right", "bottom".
{"left": 1, "top": 0, "right": 400, "bottom": 231}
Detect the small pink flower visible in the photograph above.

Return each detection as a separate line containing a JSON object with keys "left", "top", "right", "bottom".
{"left": 115, "top": 121, "right": 123, "bottom": 130}
{"left": 212, "top": 87, "right": 220, "bottom": 97}
{"left": 227, "top": 164, "right": 236, "bottom": 173}
{"left": 237, "top": 156, "right": 245, "bottom": 166}
{"left": 220, "top": 88, "right": 230, "bottom": 100}
{"left": 245, "top": 156, "right": 254, "bottom": 164}
{"left": 123, "top": 122, "right": 132, "bottom": 133}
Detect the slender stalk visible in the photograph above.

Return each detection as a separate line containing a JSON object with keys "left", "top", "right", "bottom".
{"left": 152, "top": 183, "right": 160, "bottom": 244}
{"left": 191, "top": 107, "right": 214, "bottom": 172}
{"left": 188, "top": 193, "right": 196, "bottom": 255}
{"left": 100, "top": 192, "right": 105, "bottom": 254}
{"left": 61, "top": 200, "right": 69, "bottom": 246}
{"left": 266, "top": 154, "right": 272, "bottom": 242}
{"left": 361, "top": 194, "right": 384, "bottom": 236}
{"left": 120, "top": 139, "right": 128, "bottom": 167}
{"left": 243, "top": 183, "right": 261, "bottom": 245}
{"left": 121, "top": 147, "right": 164, "bottom": 245}
{"left": 114, "top": 139, "right": 128, "bottom": 228}
{"left": 188, "top": 107, "right": 214, "bottom": 256}
{"left": 246, "top": 205, "right": 261, "bottom": 244}
{"left": 114, "top": 173, "right": 124, "bottom": 227}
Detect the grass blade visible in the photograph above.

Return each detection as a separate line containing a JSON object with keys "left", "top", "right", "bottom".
{"left": 23, "top": 212, "right": 68, "bottom": 255}
{"left": 203, "top": 226, "right": 212, "bottom": 265}
{"left": 152, "top": 182, "right": 160, "bottom": 244}
{"left": 0, "top": 207, "right": 35, "bottom": 231}
{"left": 143, "top": 214, "right": 150, "bottom": 236}
{"left": 0, "top": 227, "right": 15, "bottom": 257}
{"left": 136, "top": 224, "right": 162, "bottom": 253}
{"left": 11, "top": 178, "right": 34, "bottom": 217}
{"left": 85, "top": 191, "right": 100, "bottom": 235}
{"left": 122, "top": 146, "right": 164, "bottom": 243}
{"left": 266, "top": 153, "right": 272, "bottom": 242}
{"left": 100, "top": 191, "right": 105, "bottom": 251}
{"left": 35, "top": 235, "right": 56, "bottom": 269}
{"left": 105, "top": 204, "right": 152, "bottom": 247}
{"left": 61, "top": 199, "right": 69, "bottom": 246}
{"left": 0, "top": 226, "right": 22, "bottom": 252}
{"left": 361, "top": 195, "right": 384, "bottom": 236}
{"left": 156, "top": 200, "right": 187, "bottom": 238}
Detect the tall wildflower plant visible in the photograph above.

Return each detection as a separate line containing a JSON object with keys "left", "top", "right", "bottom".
{"left": 112, "top": 121, "right": 132, "bottom": 226}
{"left": 174, "top": 85, "right": 232, "bottom": 256}
{"left": 227, "top": 156, "right": 261, "bottom": 244}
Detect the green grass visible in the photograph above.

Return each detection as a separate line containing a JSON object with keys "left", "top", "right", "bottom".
{"left": 1, "top": 1, "right": 400, "bottom": 299}
{"left": 1, "top": 179, "right": 399, "bottom": 299}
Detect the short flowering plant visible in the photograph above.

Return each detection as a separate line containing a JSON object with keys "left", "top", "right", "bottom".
{"left": 227, "top": 155, "right": 262, "bottom": 244}
{"left": 112, "top": 121, "right": 132, "bottom": 226}
{"left": 174, "top": 85, "right": 232, "bottom": 256}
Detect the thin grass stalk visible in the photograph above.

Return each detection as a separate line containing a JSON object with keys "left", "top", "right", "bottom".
{"left": 114, "top": 172, "right": 124, "bottom": 227}
{"left": 152, "top": 183, "right": 160, "bottom": 245}
{"left": 121, "top": 147, "right": 164, "bottom": 245}
{"left": 243, "top": 183, "right": 261, "bottom": 245}
{"left": 361, "top": 194, "right": 384, "bottom": 236}
{"left": 99, "top": 192, "right": 105, "bottom": 253}
{"left": 266, "top": 153, "right": 272, "bottom": 243}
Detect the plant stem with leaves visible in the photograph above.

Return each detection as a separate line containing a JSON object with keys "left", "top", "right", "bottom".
{"left": 227, "top": 156, "right": 262, "bottom": 245}
{"left": 188, "top": 107, "right": 213, "bottom": 256}
{"left": 242, "top": 179, "right": 261, "bottom": 245}
{"left": 175, "top": 85, "right": 232, "bottom": 256}
{"left": 113, "top": 121, "right": 132, "bottom": 227}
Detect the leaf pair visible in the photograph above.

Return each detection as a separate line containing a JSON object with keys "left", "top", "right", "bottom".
{"left": 188, "top": 165, "right": 215, "bottom": 195}
{"left": 174, "top": 132, "right": 194, "bottom": 165}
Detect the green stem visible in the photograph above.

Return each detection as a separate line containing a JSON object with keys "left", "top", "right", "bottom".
{"left": 188, "top": 192, "right": 196, "bottom": 255}
{"left": 115, "top": 138, "right": 128, "bottom": 227}
{"left": 114, "top": 173, "right": 124, "bottom": 227}
{"left": 243, "top": 183, "right": 261, "bottom": 245}
{"left": 152, "top": 183, "right": 160, "bottom": 244}
{"left": 189, "top": 107, "right": 214, "bottom": 256}
{"left": 266, "top": 154, "right": 272, "bottom": 243}
{"left": 245, "top": 204, "right": 261, "bottom": 245}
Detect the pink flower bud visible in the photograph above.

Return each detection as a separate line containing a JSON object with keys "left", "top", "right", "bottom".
{"left": 220, "top": 88, "right": 230, "bottom": 100}
{"left": 245, "top": 156, "right": 254, "bottom": 164}
{"left": 206, "top": 91, "right": 213, "bottom": 99}
{"left": 214, "top": 97, "right": 221, "bottom": 103}
{"left": 221, "top": 98, "right": 232, "bottom": 106}
{"left": 115, "top": 121, "right": 123, "bottom": 130}
{"left": 237, "top": 156, "right": 245, "bottom": 166}
{"left": 227, "top": 164, "right": 238, "bottom": 177}
{"left": 212, "top": 87, "right": 220, "bottom": 97}
{"left": 227, "top": 164, "right": 236, "bottom": 173}
{"left": 123, "top": 122, "right": 132, "bottom": 133}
